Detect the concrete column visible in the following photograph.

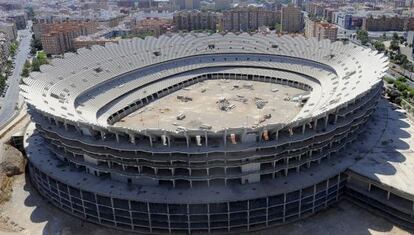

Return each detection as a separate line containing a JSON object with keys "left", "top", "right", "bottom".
{"left": 324, "top": 115, "right": 328, "bottom": 128}
{"left": 302, "top": 124, "right": 306, "bottom": 134}
{"left": 147, "top": 202, "right": 152, "bottom": 233}
{"left": 298, "top": 189, "right": 302, "bottom": 218}
{"left": 282, "top": 193, "right": 287, "bottom": 223}
{"left": 275, "top": 129, "right": 279, "bottom": 140}
{"left": 205, "top": 132, "right": 208, "bottom": 147}
{"left": 334, "top": 114, "right": 338, "bottom": 124}
{"left": 224, "top": 129, "right": 227, "bottom": 147}
{"left": 368, "top": 183, "right": 371, "bottom": 192}
{"left": 63, "top": 122, "right": 68, "bottom": 131}
{"left": 336, "top": 174, "right": 341, "bottom": 201}
{"left": 324, "top": 180, "right": 329, "bottom": 208}
{"left": 312, "top": 184, "right": 316, "bottom": 213}
{"left": 100, "top": 131, "right": 105, "bottom": 140}
{"left": 314, "top": 119, "right": 318, "bottom": 130}
{"left": 115, "top": 133, "right": 119, "bottom": 143}
{"left": 148, "top": 135, "right": 153, "bottom": 147}
{"left": 129, "top": 133, "right": 135, "bottom": 144}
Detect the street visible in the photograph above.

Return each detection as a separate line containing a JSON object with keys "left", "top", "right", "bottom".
{"left": 0, "top": 21, "right": 32, "bottom": 127}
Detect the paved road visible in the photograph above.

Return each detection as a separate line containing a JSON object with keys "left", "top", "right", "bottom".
{"left": 0, "top": 21, "right": 32, "bottom": 127}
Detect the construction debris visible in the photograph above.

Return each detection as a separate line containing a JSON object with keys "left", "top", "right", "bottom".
{"left": 201, "top": 88, "right": 207, "bottom": 93}
{"left": 200, "top": 124, "right": 212, "bottom": 130}
{"left": 255, "top": 97, "right": 268, "bottom": 109}
{"left": 243, "top": 84, "right": 254, "bottom": 90}
{"left": 177, "top": 95, "right": 193, "bottom": 102}
{"left": 176, "top": 113, "right": 186, "bottom": 120}
{"left": 271, "top": 88, "right": 279, "bottom": 92}
{"left": 217, "top": 98, "right": 236, "bottom": 111}
{"left": 232, "top": 95, "right": 248, "bottom": 103}
{"left": 258, "top": 113, "right": 272, "bottom": 123}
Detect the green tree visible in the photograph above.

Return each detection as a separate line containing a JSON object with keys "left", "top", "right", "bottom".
{"left": 31, "top": 57, "right": 40, "bottom": 71}
{"left": 30, "top": 38, "right": 42, "bottom": 55}
{"left": 373, "top": 41, "right": 385, "bottom": 52}
{"left": 21, "top": 60, "right": 31, "bottom": 77}
{"left": 356, "top": 29, "right": 369, "bottom": 45}
{"left": 9, "top": 42, "right": 18, "bottom": 56}
{"left": 390, "top": 39, "right": 400, "bottom": 51}
{"left": 37, "top": 51, "right": 48, "bottom": 65}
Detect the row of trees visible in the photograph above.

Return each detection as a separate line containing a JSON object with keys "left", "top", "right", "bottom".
{"left": 385, "top": 76, "right": 414, "bottom": 104}
{"left": 21, "top": 51, "right": 48, "bottom": 77}
{"left": 0, "top": 41, "right": 19, "bottom": 93}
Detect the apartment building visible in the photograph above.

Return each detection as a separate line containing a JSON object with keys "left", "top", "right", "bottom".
{"left": 222, "top": 6, "right": 279, "bottom": 32}
{"left": 40, "top": 21, "right": 98, "bottom": 55}
{"left": 174, "top": 10, "right": 218, "bottom": 31}
{"left": 281, "top": 4, "right": 303, "bottom": 33}
{"left": 0, "top": 22, "right": 17, "bottom": 41}
{"left": 305, "top": 18, "right": 338, "bottom": 41}
{"left": 132, "top": 17, "right": 172, "bottom": 36}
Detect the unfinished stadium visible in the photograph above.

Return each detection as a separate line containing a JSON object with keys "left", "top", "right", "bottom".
{"left": 20, "top": 33, "right": 414, "bottom": 234}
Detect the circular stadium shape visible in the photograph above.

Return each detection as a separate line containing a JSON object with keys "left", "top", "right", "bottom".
{"left": 21, "top": 33, "right": 388, "bottom": 234}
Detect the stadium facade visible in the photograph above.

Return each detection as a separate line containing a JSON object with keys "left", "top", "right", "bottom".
{"left": 21, "top": 33, "right": 389, "bottom": 234}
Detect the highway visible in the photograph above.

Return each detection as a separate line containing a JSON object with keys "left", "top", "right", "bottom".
{"left": 0, "top": 21, "right": 32, "bottom": 127}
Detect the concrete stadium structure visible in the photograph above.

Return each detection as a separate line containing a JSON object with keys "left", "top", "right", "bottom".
{"left": 20, "top": 33, "right": 398, "bottom": 234}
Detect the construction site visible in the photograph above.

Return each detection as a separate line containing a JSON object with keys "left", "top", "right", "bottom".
{"left": 116, "top": 80, "right": 305, "bottom": 131}
{"left": 10, "top": 33, "right": 414, "bottom": 234}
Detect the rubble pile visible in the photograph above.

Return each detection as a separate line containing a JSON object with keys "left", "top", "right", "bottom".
{"left": 255, "top": 97, "right": 268, "bottom": 109}
{"left": 217, "top": 98, "right": 236, "bottom": 111}
{"left": 232, "top": 95, "right": 248, "bottom": 104}
{"left": 177, "top": 95, "right": 193, "bottom": 102}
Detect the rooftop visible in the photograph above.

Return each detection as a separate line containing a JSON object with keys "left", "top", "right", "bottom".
{"left": 349, "top": 100, "right": 414, "bottom": 199}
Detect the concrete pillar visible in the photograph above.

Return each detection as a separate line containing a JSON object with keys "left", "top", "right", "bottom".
{"left": 224, "top": 129, "right": 227, "bottom": 147}
{"left": 368, "top": 183, "right": 371, "bottom": 192}
{"left": 129, "top": 133, "right": 135, "bottom": 144}
{"left": 314, "top": 119, "right": 318, "bottom": 130}
{"left": 387, "top": 191, "right": 391, "bottom": 200}
{"left": 324, "top": 180, "right": 329, "bottom": 208}
{"left": 334, "top": 114, "right": 338, "bottom": 124}
{"left": 148, "top": 135, "right": 153, "bottom": 147}
{"left": 336, "top": 174, "right": 341, "bottom": 201}
{"left": 115, "top": 133, "right": 119, "bottom": 143}
{"left": 302, "top": 124, "right": 306, "bottom": 134}
{"left": 275, "top": 129, "right": 279, "bottom": 140}
{"left": 100, "top": 131, "right": 105, "bottom": 140}
{"left": 185, "top": 133, "right": 190, "bottom": 148}
{"left": 298, "top": 189, "right": 302, "bottom": 218}
{"left": 324, "top": 115, "right": 328, "bottom": 128}
{"left": 312, "top": 184, "right": 316, "bottom": 213}
{"left": 205, "top": 132, "right": 208, "bottom": 147}
{"left": 282, "top": 193, "right": 287, "bottom": 222}
{"left": 63, "top": 122, "right": 68, "bottom": 131}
